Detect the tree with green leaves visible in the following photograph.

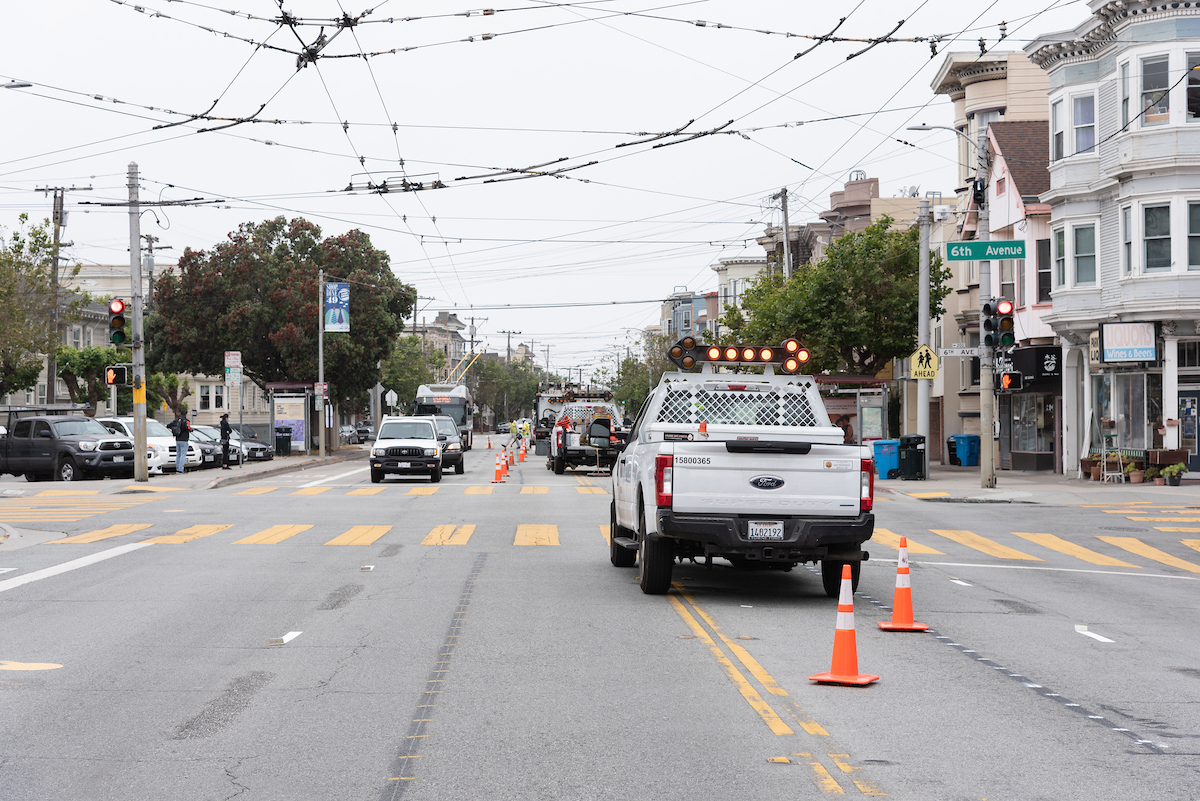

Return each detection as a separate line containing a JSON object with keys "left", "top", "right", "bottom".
{"left": 0, "top": 214, "right": 88, "bottom": 399}
{"left": 147, "top": 216, "right": 416, "bottom": 407}
{"left": 382, "top": 335, "right": 446, "bottom": 412}
{"left": 147, "top": 372, "right": 190, "bottom": 417}
{"left": 717, "top": 216, "right": 951, "bottom": 375}
{"left": 56, "top": 345, "right": 131, "bottom": 417}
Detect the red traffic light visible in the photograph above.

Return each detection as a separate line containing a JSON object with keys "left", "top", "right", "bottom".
{"left": 109, "top": 298, "right": 126, "bottom": 314}
{"left": 996, "top": 299, "right": 1014, "bottom": 315}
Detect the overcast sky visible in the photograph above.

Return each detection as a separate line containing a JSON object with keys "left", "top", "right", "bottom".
{"left": 2, "top": 0, "right": 1086, "bottom": 380}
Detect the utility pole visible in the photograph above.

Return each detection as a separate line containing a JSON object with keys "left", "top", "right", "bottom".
{"left": 543, "top": 345, "right": 551, "bottom": 376}
{"left": 917, "top": 198, "right": 931, "bottom": 449}
{"left": 500, "top": 330, "right": 521, "bottom": 364}
{"left": 140, "top": 234, "right": 171, "bottom": 310}
{"left": 777, "top": 187, "right": 793, "bottom": 279}
{"left": 126, "top": 164, "right": 148, "bottom": 482}
{"left": 38, "top": 183, "right": 91, "bottom": 405}
{"left": 318, "top": 268, "right": 325, "bottom": 460}
{"left": 976, "top": 125, "right": 996, "bottom": 489}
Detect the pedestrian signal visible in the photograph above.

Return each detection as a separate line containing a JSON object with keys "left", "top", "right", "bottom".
{"left": 1000, "top": 371, "right": 1023, "bottom": 391}
{"left": 108, "top": 298, "right": 127, "bottom": 345}
{"left": 667, "top": 337, "right": 809, "bottom": 373}
{"left": 104, "top": 366, "right": 128, "bottom": 386}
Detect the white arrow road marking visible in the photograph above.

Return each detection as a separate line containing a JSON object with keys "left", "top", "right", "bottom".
{"left": 269, "top": 631, "right": 303, "bottom": 646}
{"left": 1075, "top": 625, "right": 1115, "bottom": 643}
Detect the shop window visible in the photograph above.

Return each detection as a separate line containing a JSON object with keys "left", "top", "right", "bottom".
{"left": 1189, "top": 54, "right": 1200, "bottom": 122}
{"left": 1122, "top": 207, "right": 1132, "bottom": 275}
{"left": 1144, "top": 204, "right": 1172, "bottom": 272}
{"left": 1180, "top": 341, "right": 1200, "bottom": 368}
{"left": 1074, "top": 225, "right": 1096, "bottom": 285}
{"left": 1121, "top": 62, "right": 1130, "bottom": 128}
{"left": 1012, "top": 395, "right": 1054, "bottom": 453}
{"left": 1000, "top": 260, "right": 1015, "bottom": 301}
{"left": 199, "top": 385, "right": 210, "bottom": 410}
{"left": 1036, "top": 239, "right": 1052, "bottom": 303}
{"left": 1142, "top": 55, "right": 1170, "bottom": 126}
{"left": 1054, "top": 229, "right": 1066, "bottom": 286}
{"left": 1189, "top": 202, "right": 1200, "bottom": 269}
{"left": 1051, "top": 101, "right": 1064, "bottom": 161}
{"left": 1074, "top": 95, "right": 1096, "bottom": 154}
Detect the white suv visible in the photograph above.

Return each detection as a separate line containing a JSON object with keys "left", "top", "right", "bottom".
{"left": 97, "top": 416, "right": 195, "bottom": 474}
{"left": 370, "top": 416, "right": 444, "bottom": 483}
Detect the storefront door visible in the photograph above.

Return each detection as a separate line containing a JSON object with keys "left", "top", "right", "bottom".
{"left": 1181, "top": 390, "right": 1200, "bottom": 472}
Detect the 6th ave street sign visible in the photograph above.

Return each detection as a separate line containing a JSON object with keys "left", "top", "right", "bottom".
{"left": 946, "top": 240, "right": 1027, "bottom": 261}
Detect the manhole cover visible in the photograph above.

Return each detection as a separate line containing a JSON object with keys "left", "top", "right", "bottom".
{"left": 1100, "top": 526, "right": 1147, "bottom": 532}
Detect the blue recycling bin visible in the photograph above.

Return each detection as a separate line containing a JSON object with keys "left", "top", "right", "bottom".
{"left": 873, "top": 439, "right": 900, "bottom": 479}
{"left": 952, "top": 434, "right": 980, "bottom": 467}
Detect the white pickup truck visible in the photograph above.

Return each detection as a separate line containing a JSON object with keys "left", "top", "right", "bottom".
{"left": 609, "top": 359, "right": 875, "bottom": 597}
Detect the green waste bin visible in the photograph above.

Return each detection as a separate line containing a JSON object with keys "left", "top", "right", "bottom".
{"left": 898, "top": 434, "right": 926, "bottom": 480}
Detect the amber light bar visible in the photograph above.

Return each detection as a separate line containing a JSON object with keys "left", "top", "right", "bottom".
{"left": 667, "top": 337, "right": 810, "bottom": 373}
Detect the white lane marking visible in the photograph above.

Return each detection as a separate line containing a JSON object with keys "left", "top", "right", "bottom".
{"left": 1075, "top": 624, "right": 1115, "bottom": 643}
{"left": 297, "top": 467, "right": 369, "bottom": 488}
{"left": 916, "top": 561, "right": 1200, "bottom": 581}
{"left": 0, "top": 542, "right": 154, "bottom": 593}
{"left": 269, "top": 631, "right": 303, "bottom": 646}
{"left": 949, "top": 578, "right": 973, "bottom": 586}
{"left": 0, "top": 568, "right": 18, "bottom": 574}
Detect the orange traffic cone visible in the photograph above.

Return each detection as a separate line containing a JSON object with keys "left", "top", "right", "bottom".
{"left": 519, "top": 441, "right": 526, "bottom": 462}
{"left": 491, "top": 452, "right": 505, "bottom": 483}
{"left": 878, "top": 537, "right": 928, "bottom": 632}
{"left": 809, "top": 565, "right": 879, "bottom": 686}
{"left": 500, "top": 452, "right": 508, "bottom": 479}
{"left": 487, "top": 436, "right": 492, "bottom": 450}
{"left": 508, "top": 448, "right": 516, "bottom": 467}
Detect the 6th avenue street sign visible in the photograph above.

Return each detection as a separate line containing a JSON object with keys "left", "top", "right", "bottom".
{"left": 946, "top": 240, "right": 1027, "bottom": 260}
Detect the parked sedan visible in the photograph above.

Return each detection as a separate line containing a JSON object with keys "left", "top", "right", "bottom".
{"left": 187, "top": 428, "right": 224, "bottom": 468}
{"left": 231, "top": 430, "right": 273, "bottom": 461}
{"left": 339, "top": 424, "right": 359, "bottom": 444}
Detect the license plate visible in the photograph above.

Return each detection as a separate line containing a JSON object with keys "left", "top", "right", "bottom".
{"left": 398, "top": 462, "right": 410, "bottom": 468}
{"left": 205, "top": 455, "right": 213, "bottom": 461}
{"left": 113, "top": 456, "right": 125, "bottom": 463}
{"left": 747, "top": 521, "right": 784, "bottom": 540}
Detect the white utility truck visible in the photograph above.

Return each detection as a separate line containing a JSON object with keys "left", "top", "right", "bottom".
{"left": 609, "top": 337, "right": 876, "bottom": 596}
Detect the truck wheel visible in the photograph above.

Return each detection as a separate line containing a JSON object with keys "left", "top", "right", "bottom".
{"left": 553, "top": 454, "right": 565, "bottom": 475}
{"left": 638, "top": 506, "right": 674, "bottom": 594}
{"left": 820, "top": 559, "right": 860, "bottom": 598}
{"left": 371, "top": 469, "right": 383, "bottom": 484}
{"left": 431, "top": 465, "right": 443, "bottom": 483}
{"left": 455, "top": 460, "right": 464, "bottom": 475}
{"left": 58, "top": 458, "right": 79, "bottom": 482}
{"left": 610, "top": 501, "right": 636, "bottom": 567}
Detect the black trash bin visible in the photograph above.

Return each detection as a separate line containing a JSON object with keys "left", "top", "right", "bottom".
{"left": 275, "top": 426, "right": 292, "bottom": 457}
{"left": 946, "top": 436, "right": 960, "bottom": 466}
{"left": 898, "top": 434, "right": 926, "bottom": 480}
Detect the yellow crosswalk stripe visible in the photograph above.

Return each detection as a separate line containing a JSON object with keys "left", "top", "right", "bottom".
{"left": 0, "top": 497, "right": 157, "bottom": 523}
{"left": 1011, "top": 532, "right": 1140, "bottom": 567}
{"left": 145, "top": 524, "right": 231, "bottom": 544}
{"left": 233, "top": 524, "right": 312, "bottom": 545}
{"left": 514, "top": 524, "right": 559, "bottom": 546}
{"left": 463, "top": 487, "right": 492, "bottom": 495}
{"left": 291, "top": 487, "right": 332, "bottom": 496}
{"left": 324, "top": 525, "right": 391, "bottom": 546}
{"left": 408, "top": 487, "right": 439, "bottom": 496}
{"left": 576, "top": 486, "right": 607, "bottom": 495}
{"left": 1183, "top": 540, "right": 1200, "bottom": 556}
{"left": 908, "top": 491, "right": 949, "bottom": 498}
{"left": 1155, "top": 527, "right": 1200, "bottom": 533}
{"left": 346, "top": 487, "right": 385, "bottom": 496}
{"left": 1096, "top": 537, "right": 1200, "bottom": 574}
{"left": 929, "top": 530, "right": 1042, "bottom": 560}
{"left": 870, "top": 528, "right": 944, "bottom": 554}
{"left": 36, "top": 490, "right": 100, "bottom": 496}
{"left": 520, "top": 487, "right": 548, "bottom": 494}
{"left": 236, "top": 487, "right": 278, "bottom": 495}
{"left": 600, "top": 524, "right": 610, "bottom": 544}
{"left": 45, "top": 524, "right": 153, "bottom": 544}
{"left": 421, "top": 525, "right": 475, "bottom": 545}
{"left": 1127, "top": 517, "right": 1200, "bottom": 522}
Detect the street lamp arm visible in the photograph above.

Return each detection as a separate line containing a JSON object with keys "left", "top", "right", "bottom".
{"left": 907, "top": 124, "right": 982, "bottom": 153}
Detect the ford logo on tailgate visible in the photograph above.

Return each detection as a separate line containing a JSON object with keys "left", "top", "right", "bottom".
{"left": 750, "top": 476, "right": 785, "bottom": 490}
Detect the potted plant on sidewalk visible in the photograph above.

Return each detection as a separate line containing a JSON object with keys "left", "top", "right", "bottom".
{"left": 1162, "top": 462, "right": 1187, "bottom": 486}
{"left": 1144, "top": 465, "right": 1164, "bottom": 486}
{"left": 1125, "top": 462, "right": 1145, "bottom": 484}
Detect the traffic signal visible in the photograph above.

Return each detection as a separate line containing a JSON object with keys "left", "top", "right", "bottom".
{"left": 104, "top": 366, "right": 128, "bottom": 386}
{"left": 667, "top": 337, "right": 810, "bottom": 374}
{"left": 1000, "top": 371, "right": 1023, "bottom": 392}
{"left": 108, "top": 298, "right": 127, "bottom": 345}
{"left": 982, "top": 298, "right": 1015, "bottom": 348}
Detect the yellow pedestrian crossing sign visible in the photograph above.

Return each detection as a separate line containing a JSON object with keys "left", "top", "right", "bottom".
{"left": 911, "top": 345, "right": 938, "bottom": 379}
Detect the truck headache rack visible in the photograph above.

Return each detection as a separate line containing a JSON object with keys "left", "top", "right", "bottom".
{"left": 657, "top": 384, "right": 824, "bottom": 428}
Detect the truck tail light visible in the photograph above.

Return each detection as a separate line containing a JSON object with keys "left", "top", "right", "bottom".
{"left": 655, "top": 454, "right": 674, "bottom": 508}
{"left": 860, "top": 459, "right": 874, "bottom": 513}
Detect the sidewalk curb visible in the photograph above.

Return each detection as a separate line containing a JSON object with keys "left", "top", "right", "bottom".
{"left": 203, "top": 450, "right": 368, "bottom": 490}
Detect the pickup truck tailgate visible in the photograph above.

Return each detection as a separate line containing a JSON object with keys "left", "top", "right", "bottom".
{"left": 670, "top": 441, "right": 862, "bottom": 517}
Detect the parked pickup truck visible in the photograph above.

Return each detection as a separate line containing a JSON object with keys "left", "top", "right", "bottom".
{"left": 609, "top": 348, "right": 875, "bottom": 597}
{"left": 0, "top": 415, "right": 139, "bottom": 482}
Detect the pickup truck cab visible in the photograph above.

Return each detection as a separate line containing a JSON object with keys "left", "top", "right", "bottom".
{"left": 0, "top": 415, "right": 138, "bottom": 482}
{"left": 611, "top": 359, "right": 874, "bottom": 597}
{"left": 370, "top": 416, "right": 445, "bottom": 483}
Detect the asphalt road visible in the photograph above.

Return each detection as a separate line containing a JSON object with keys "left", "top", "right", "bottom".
{"left": 2, "top": 448, "right": 1199, "bottom": 799}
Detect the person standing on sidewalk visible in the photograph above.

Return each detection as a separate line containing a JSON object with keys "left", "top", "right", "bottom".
{"left": 219, "top": 413, "right": 233, "bottom": 470}
{"left": 169, "top": 411, "right": 191, "bottom": 474}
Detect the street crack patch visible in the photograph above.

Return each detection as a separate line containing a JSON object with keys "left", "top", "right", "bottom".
{"left": 174, "top": 671, "right": 274, "bottom": 740}
{"left": 318, "top": 583, "right": 364, "bottom": 610}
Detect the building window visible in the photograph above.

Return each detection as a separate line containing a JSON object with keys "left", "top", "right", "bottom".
{"left": 1054, "top": 229, "right": 1066, "bottom": 286}
{"left": 996, "top": 177, "right": 1006, "bottom": 196}
{"left": 38, "top": 383, "right": 46, "bottom": 405}
{"left": 1074, "top": 95, "right": 1095, "bottom": 154}
{"left": 1036, "top": 239, "right": 1052, "bottom": 303}
{"left": 1017, "top": 258, "right": 1026, "bottom": 307}
{"left": 1144, "top": 204, "right": 1172, "bottom": 272}
{"left": 72, "top": 327, "right": 81, "bottom": 349}
{"left": 1190, "top": 202, "right": 1200, "bottom": 269}
{"left": 214, "top": 385, "right": 224, "bottom": 409}
{"left": 967, "top": 332, "right": 980, "bottom": 388}
{"left": 1142, "top": 55, "right": 1170, "bottom": 126}
{"left": 199, "top": 385, "right": 211, "bottom": 410}
{"left": 1122, "top": 207, "right": 1132, "bottom": 275}
{"left": 1074, "top": 225, "right": 1096, "bottom": 285}
{"left": 85, "top": 327, "right": 92, "bottom": 347}
{"left": 1190, "top": 54, "right": 1200, "bottom": 122}
{"left": 1000, "top": 260, "right": 1015, "bottom": 301}
{"left": 1051, "top": 101, "right": 1064, "bottom": 161}
{"left": 1121, "top": 62, "right": 1130, "bottom": 128}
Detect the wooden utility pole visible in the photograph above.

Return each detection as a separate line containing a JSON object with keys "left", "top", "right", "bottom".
{"left": 37, "top": 183, "right": 91, "bottom": 404}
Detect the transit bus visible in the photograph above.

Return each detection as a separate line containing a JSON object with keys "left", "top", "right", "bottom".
{"left": 412, "top": 384, "right": 474, "bottom": 449}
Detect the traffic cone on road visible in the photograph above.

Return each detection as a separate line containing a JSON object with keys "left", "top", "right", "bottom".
{"left": 878, "top": 537, "right": 928, "bottom": 632}
{"left": 809, "top": 565, "right": 879, "bottom": 686}
{"left": 487, "top": 436, "right": 492, "bottom": 450}
{"left": 519, "top": 441, "right": 527, "bottom": 462}
{"left": 491, "top": 452, "right": 505, "bottom": 483}
{"left": 508, "top": 447, "right": 516, "bottom": 467}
